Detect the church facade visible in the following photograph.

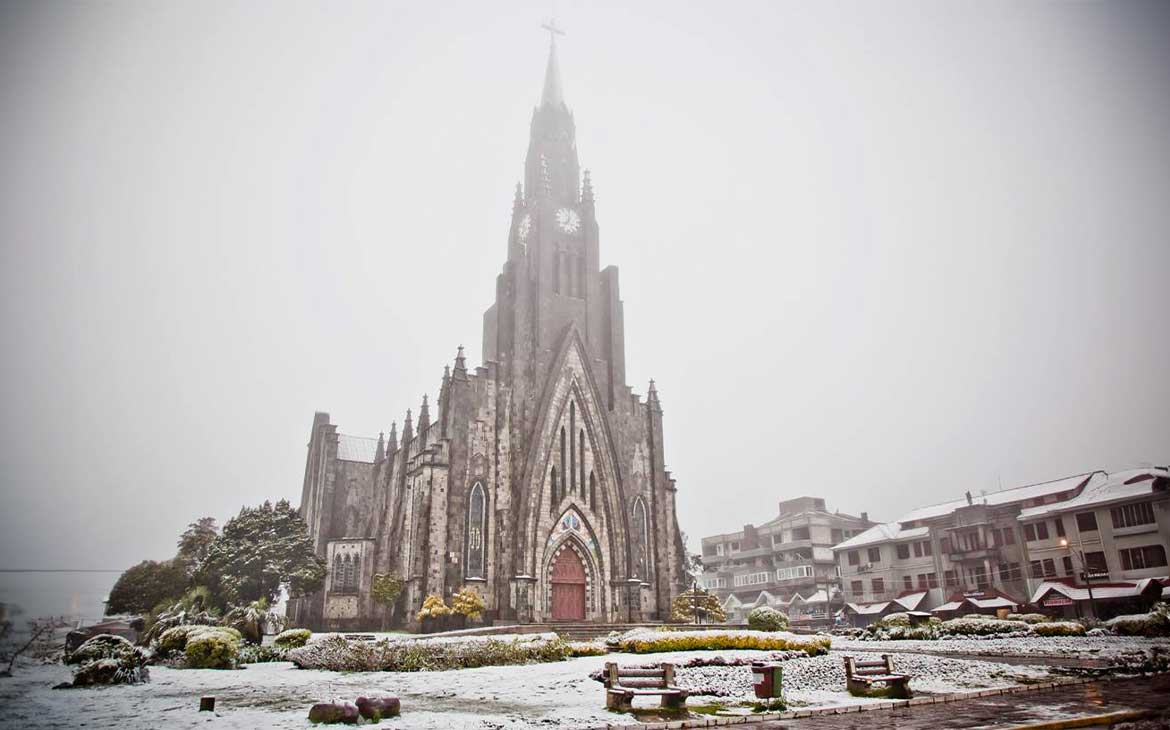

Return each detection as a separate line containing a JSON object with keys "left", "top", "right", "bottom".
{"left": 288, "top": 38, "right": 689, "bottom": 630}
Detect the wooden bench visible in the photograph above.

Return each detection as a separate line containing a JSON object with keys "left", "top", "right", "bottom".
{"left": 603, "top": 662, "right": 689, "bottom": 712}
{"left": 844, "top": 654, "right": 911, "bottom": 699}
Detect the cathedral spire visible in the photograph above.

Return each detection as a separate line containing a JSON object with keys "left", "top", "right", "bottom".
{"left": 540, "top": 20, "right": 566, "bottom": 108}
{"left": 375, "top": 431, "right": 385, "bottom": 462}
{"left": 402, "top": 408, "right": 413, "bottom": 447}
{"left": 418, "top": 394, "right": 430, "bottom": 433}
{"left": 388, "top": 421, "right": 398, "bottom": 453}
{"left": 454, "top": 344, "right": 468, "bottom": 380}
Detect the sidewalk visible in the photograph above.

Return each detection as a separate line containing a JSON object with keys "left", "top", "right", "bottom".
{"left": 758, "top": 675, "right": 1170, "bottom": 729}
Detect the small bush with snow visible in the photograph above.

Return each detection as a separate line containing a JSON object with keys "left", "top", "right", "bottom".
{"left": 67, "top": 635, "right": 150, "bottom": 686}
{"left": 238, "top": 644, "right": 289, "bottom": 664}
{"left": 860, "top": 614, "right": 942, "bottom": 641}
{"left": 183, "top": 627, "right": 241, "bottom": 669}
{"left": 747, "top": 606, "right": 789, "bottom": 632}
{"left": 1106, "top": 603, "right": 1170, "bottom": 637}
{"left": 1005, "top": 613, "right": 1050, "bottom": 624}
{"left": 275, "top": 628, "right": 312, "bottom": 649}
{"left": 939, "top": 616, "right": 1030, "bottom": 637}
{"left": 1032, "top": 621, "right": 1086, "bottom": 637}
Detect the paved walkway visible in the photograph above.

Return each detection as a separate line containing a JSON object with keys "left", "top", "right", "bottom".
{"left": 758, "top": 675, "right": 1170, "bottom": 729}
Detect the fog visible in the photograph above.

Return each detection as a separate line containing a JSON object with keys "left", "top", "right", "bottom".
{"left": 2, "top": 0, "right": 1168, "bottom": 577}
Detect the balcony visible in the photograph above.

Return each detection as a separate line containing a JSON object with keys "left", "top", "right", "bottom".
{"left": 946, "top": 545, "right": 1001, "bottom": 563}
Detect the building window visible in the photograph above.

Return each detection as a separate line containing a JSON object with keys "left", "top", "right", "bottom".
{"left": 1119, "top": 545, "right": 1167, "bottom": 571}
{"left": 1054, "top": 518, "right": 1066, "bottom": 538}
{"left": 851, "top": 579, "right": 863, "bottom": 594}
{"left": 832, "top": 528, "right": 844, "bottom": 544}
{"left": 1042, "top": 558, "right": 1056, "bottom": 577}
{"left": 776, "top": 565, "right": 814, "bottom": 581}
{"left": 922, "top": 540, "right": 933, "bottom": 556}
{"left": 589, "top": 471, "right": 596, "bottom": 512}
{"left": 1111, "top": 502, "right": 1156, "bottom": 529}
{"left": 549, "top": 466, "right": 559, "bottom": 512}
{"left": 1024, "top": 522, "right": 1050, "bottom": 542}
{"left": 867, "top": 547, "right": 881, "bottom": 563}
{"left": 1084, "top": 551, "right": 1108, "bottom": 575}
{"left": 896, "top": 544, "right": 911, "bottom": 560}
{"left": 569, "top": 402, "right": 576, "bottom": 494}
{"left": 902, "top": 575, "right": 913, "bottom": 590}
{"left": 974, "top": 564, "right": 989, "bottom": 588}
{"left": 944, "top": 570, "right": 958, "bottom": 587}
{"left": 632, "top": 497, "right": 650, "bottom": 578}
{"left": 847, "top": 550, "right": 860, "bottom": 566}
{"left": 1075, "top": 512, "right": 1098, "bottom": 532}
{"left": 940, "top": 537, "right": 952, "bottom": 554}
{"left": 998, "top": 562, "right": 1021, "bottom": 582}
{"left": 1061, "top": 556, "right": 1073, "bottom": 576}
{"left": 792, "top": 527, "right": 810, "bottom": 541}
{"left": 871, "top": 578, "right": 885, "bottom": 594}
{"left": 332, "top": 551, "right": 360, "bottom": 592}
{"left": 730, "top": 542, "right": 740, "bottom": 552}
{"left": 466, "top": 482, "right": 486, "bottom": 579}
{"left": 716, "top": 543, "right": 725, "bottom": 556}
{"left": 1001, "top": 527, "right": 1016, "bottom": 545}
{"left": 733, "top": 571, "right": 770, "bottom": 587}
{"left": 1023, "top": 524, "right": 1036, "bottom": 542}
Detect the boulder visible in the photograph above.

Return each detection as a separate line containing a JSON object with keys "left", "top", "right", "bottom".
{"left": 307, "top": 702, "right": 359, "bottom": 724}
{"left": 356, "top": 695, "right": 401, "bottom": 720}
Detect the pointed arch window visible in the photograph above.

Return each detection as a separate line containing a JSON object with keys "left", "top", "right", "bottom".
{"left": 578, "top": 429, "right": 586, "bottom": 496}
{"left": 466, "top": 481, "right": 486, "bottom": 579}
{"left": 633, "top": 498, "right": 650, "bottom": 579}
{"left": 348, "top": 552, "right": 361, "bottom": 591}
{"left": 550, "top": 465, "right": 559, "bottom": 513}
{"left": 569, "top": 401, "right": 577, "bottom": 494}
{"left": 589, "top": 471, "right": 597, "bottom": 512}
{"left": 559, "top": 426, "right": 567, "bottom": 499}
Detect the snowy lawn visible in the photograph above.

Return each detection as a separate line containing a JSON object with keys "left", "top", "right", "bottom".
{"left": 829, "top": 634, "right": 1170, "bottom": 663}
{"left": 0, "top": 645, "right": 1074, "bottom": 730}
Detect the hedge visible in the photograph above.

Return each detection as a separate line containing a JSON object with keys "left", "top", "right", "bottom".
{"left": 289, "top": 633, "right": 574, "bottom": 672}
{"left": 607, "top": 629, "right": 829, "bottom": 656}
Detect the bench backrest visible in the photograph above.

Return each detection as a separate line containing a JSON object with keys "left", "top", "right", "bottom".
{"left": 844, "top": 654, "right": 894, "bottom": 678}
{"left": 605, "top": 662, "right": 675, "bottom": 689}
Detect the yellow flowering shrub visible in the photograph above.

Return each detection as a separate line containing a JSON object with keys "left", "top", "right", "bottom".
{"left": 610, "top": 629, "right": 829, "bottom": 656}
{"left": 451, "top": 588, "right": 486, "bottom": 621}
{"left": 416, "top": 594, "right": 451, "bottom": 621}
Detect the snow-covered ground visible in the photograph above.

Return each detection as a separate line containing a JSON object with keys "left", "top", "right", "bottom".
{"left": 829, "top": 634, "right": 1170, "bottom": 662}
{"left": 0, "top": 643, "right": 1076, "bottom": 730}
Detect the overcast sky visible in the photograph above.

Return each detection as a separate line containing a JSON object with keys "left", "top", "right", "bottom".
{"left": 2, "top": 1, "right": 1168, "bottom": 573}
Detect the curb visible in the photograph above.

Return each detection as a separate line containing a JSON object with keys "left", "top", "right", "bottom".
{"left": 1003, "top": 709, "right": 1157, "bottom": 730}
{"left": 588, "top": 675, "right": 1107, "bottom": 730}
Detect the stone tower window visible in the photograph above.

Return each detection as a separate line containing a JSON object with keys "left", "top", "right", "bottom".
{"left": 466, "top": 481, "right": 486, "bottom": 579}
{"left": 632, "top": 497, "right": 650, "bottom": 579}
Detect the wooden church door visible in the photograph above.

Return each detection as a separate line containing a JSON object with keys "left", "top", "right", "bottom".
{"left": 550, "top": 548, "right": 587, "bottom": 620}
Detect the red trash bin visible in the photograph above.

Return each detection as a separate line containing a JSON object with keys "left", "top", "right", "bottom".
{"left": 751, "top": 662, "right": 783, "bottom": 699}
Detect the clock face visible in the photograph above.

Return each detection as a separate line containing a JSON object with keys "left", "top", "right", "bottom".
{"left": 556, "top": 207, "right": 581, "bottom": 234}
{"left": 517, "top": 214, "right": 531, "bottom": 242}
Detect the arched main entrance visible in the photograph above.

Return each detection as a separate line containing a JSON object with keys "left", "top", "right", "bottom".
{"left": 550, "top": 547, "right": 587, "bottom": 620}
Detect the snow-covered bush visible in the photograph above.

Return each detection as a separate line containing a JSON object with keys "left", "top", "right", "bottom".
{"left": 288, "top": 633, "right": 573, "bottom": 672}
{"left": 747, "top": 606, "right": 789, "bottom": 632}
{"left": 275, "top": 628, "right": 312, "bottom": 648}
{"left": 1031, "top": 621, "right": 1085, "bottom": 637}
{"left": 415, "top": 594, "right": 451, "bottom": 621}
{"left": 1005, "top": 613, "right": 1050, "bottom": 624}
{"left": 568, "top": 640, "right": 608, "bottom": 657}
{"left": 939, "top": 617, "right": 1029, "bottom": 637}
{"left": 1105, "top": 603, "right": 1170, "bottom": 637}
{"left": 861, "top": 614, "right": 942, "bottom": 641}
{"left": 606, "top": 628, "right": 829, "bottom": 656}
{"left": 157, "top": 624, "right": 238, "bottom": 657}
{"left": 184, "top": 628, "right": 240, "bottom": 669}
{"left": 238, "top": 644, "right": 288, "bottom": 664}
{"left": 451, "top": 588, "right": 485, "bottom": 621}
{"left": 67, "top": 635, "right": 150, "bottom": 686}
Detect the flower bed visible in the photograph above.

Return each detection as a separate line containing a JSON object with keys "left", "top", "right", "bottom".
{"left": 288, "top": 632, "right": 573, "bottom": 672}
{"left": 605, "top": 628, "right": 829, "bottom": 655}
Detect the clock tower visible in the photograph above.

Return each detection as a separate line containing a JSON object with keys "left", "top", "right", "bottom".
{"left": 485, "top": 27, "right": 626, "bottom": 412}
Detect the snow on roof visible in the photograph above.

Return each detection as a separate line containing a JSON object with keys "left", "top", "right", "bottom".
{"left": 1018, "top": 468, "right": 1168, "bottom": 520}
{"left": 832, "top": 523, "right": 928, "bottom": 550}
{"left": 1030, "top": 578, "right": 1165, "bottom": 603}
{"left": 722, "top": 594, "right": 742, "bottom": 608}
{"left": 336, "top": 434, "right": 379, "bottom": 463}
{"left": 893, "top": 592, "right": 928, "bottom": 611}
{"left": 898, "top": 472, "right": 1095, "bottom": 523}
{"left": 846, "top": 601, "right": 890, "bottom": 615}
{"left": 970, "top": 597, "right": 1017, "bottom": 609}
{"left": 931, "top": 601, "right": 964, "bottom": 613}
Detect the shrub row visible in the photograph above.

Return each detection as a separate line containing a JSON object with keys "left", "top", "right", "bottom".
{"left": 606, "top": 629, "right": 829, "bottom": 656}
{"left": 1105, "top": 603, "right": 1170, "bottom": 637}
{"left": 288, "top": 633, "right": 574, "bottom": 672}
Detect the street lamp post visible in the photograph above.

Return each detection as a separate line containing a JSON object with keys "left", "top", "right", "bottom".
{"left": 1058, "top": 537, "right": 1098, "bottom": 620}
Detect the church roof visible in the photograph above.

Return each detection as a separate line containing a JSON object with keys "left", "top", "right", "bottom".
{"left": 336, "top": 434, "right": 378, "bottom": 463}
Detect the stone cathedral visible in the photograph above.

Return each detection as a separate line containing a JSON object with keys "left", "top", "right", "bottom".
{"left": 289, "top": 36, "right": 688, "bottom": 631}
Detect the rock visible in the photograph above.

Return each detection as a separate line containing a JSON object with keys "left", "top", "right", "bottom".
{"left": 356, "top": 695, "right": 401, "bottom": 720}
{"left": 308, "top": 702, "right": 360, "bottom": 724}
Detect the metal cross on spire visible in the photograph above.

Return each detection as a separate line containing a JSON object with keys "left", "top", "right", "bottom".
{"left": 540, "top": 18, "right": 565, "bottom": 41}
